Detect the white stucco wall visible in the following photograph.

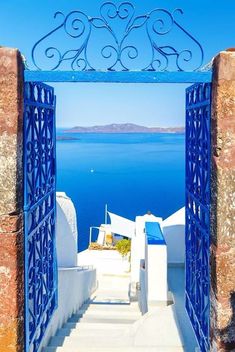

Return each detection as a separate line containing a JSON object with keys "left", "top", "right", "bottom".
{"left": 39, "top": 192, "right": 97, "bottom": 350}
{"left": 146, "top": 243, "right": 168, "bottom": 303}
{"left": 131, "top": 214, "right": 163, "bottom": 285}
{"left": 40, "top": 267, "right": 97, "bottom": 351}
{"left": 162, "top": 207, "right": 185, "bottom": 264}
{"left": 56, "top": 192, "right": 78, "bottom": 267}
{"left": 78, "top": 249, "right": 129, "bottom": 276}
{"left": 138, "top": 259, "right": 148, "bottom": 314}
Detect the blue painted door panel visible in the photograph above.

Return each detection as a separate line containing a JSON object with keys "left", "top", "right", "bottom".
{"left": 23, "top": 82, "right": 57, "bottom": 352}
{"left": 185, "top": 83, "right": 211, "bottom": 352}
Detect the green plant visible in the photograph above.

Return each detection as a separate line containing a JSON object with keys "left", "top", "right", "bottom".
{"left": 115, "top": 239, "right": 131, "bottom": 259}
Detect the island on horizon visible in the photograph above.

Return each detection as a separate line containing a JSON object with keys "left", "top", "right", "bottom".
{"left": 64, "top": 123, "right": 185, "bottom": 134}
{"left": 56, "top": 135, "right": 81, "bottom": 141}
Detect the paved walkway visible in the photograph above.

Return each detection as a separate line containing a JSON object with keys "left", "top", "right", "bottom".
{"left": 168, "top": 266, "right": 198, "bottom": 352}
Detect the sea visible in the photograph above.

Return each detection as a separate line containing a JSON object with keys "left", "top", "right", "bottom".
{"left": 56, "top": 130, "right": 185, "bottom": 252}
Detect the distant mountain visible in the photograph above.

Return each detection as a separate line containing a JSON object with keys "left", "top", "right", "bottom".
{"left": 65, "top": 123, "right": 185, "bottom": 134}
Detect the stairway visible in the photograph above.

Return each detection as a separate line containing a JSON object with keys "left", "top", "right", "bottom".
{"left": 44, "top": 300, "right": 139, "bottom": 351}
{"left": 43, "top": 301, "right": 184, "bottom": 352}
{"left": 43, "top": 273, "right": 185, "bottom": 352}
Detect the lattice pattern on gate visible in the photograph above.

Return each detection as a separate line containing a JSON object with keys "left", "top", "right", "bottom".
{"left": 24, "top": 82, "right": 57, "bottom": 352}
{"left": 185, "top": 82, "right": 211, "bottom": 352}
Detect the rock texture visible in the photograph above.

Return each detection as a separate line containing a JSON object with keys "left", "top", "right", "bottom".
{"left": 210, "top": 50, "right": 235, "bottom": 351}
{"left": 0, "top": 48, "right": 24, "bottom": 352}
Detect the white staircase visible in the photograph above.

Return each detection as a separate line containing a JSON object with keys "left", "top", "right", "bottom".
{"left": 43, "top": 301, "right": 184, "bottom": 352}
{"left": 43, "top": 272, "right": 186, "bottom": 352}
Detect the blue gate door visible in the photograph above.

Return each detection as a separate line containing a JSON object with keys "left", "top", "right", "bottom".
{"left": 185, "top": 82, "right": 211, "bottom": 352}
{"left": 24, "top": 82, "right": 57, "bottom": 352}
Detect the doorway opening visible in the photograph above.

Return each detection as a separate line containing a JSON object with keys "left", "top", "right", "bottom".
{"left": 54, "top": 83, "right": 187, "bottom": 252}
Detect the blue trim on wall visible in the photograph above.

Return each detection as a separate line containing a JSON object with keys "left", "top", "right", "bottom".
{"left": 145, "top": 222, "right": 166, "bottom": 245}
{"left": 24, "top": 70, "right": 212, "bottom": 84}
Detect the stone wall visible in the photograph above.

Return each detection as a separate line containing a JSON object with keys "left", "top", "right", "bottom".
{"left": 0, "top": 48, "right": 24, "bottom": 352}
{"left": 210, "top": 50, "right": 235, "bottom": 351}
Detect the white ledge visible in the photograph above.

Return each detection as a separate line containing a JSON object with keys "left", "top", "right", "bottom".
{"left": 58, "top": 265, "right": 94, "bottom": 272}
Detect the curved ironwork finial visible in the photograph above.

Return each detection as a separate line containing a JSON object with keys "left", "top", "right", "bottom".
{"left": 31, "top": 2, "right": 204, "bottom": 72}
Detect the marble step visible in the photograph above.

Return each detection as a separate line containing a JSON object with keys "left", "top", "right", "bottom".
{"left": 67, "top": 314, "right": 139, "bottom": 324}
{"left": 74, "top": 309, "right": 141, "bottom": 317}
{"left": 49, "top": 335, "right": 133, "bottom": 348}
{"left": 81, "top": 303, "right": 139, "bottom": 311}
{"left": 44, "top": 346, "right": 184, "bottom": 352}
{"left": 63, "top": 322, "right": 134, "bottom": 330}
{"left": 56, "top": 326, "right": 128, "bottom": 337}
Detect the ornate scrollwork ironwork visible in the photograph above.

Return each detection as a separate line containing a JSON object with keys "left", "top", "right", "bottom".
{"left": 31, "top": 2, "right": 204, "bottom": 72}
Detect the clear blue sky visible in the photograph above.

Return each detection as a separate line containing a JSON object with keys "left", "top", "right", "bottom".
{"left": 0, "top": 0, "right": 234, "bottom": 127}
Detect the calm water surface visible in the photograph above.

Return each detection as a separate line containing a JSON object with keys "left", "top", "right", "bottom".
{"left": 56, "top": 132, "right": 185, "bottom": 252}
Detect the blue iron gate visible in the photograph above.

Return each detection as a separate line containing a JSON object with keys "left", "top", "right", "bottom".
{"left": 23, "top": 82, "right": 57, "bottom": 352}
{"left": 185, "top": 82, "right": 211, "bottom": 352}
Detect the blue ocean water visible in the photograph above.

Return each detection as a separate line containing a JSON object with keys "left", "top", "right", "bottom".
{"left": 56, "top": 131, "right": 185, "bottom": 252}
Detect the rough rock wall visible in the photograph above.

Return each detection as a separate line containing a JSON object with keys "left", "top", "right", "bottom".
{"left": 210, "top": 50, "right": 235, "bottom": 351}
{"left": 0, "top": 48, "right": 24, "bottom": 352}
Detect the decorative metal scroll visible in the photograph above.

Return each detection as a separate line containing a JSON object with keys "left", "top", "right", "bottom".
{"left": 24, "top": 82, "right": 57, "bottom": 352}
{"left": 185, "top": 83, "right": 211, "bottom": 352}
{"left": 31, "top": 2, "right": 204, "bottom": 72}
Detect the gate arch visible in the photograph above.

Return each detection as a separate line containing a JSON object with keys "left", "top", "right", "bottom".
{"left": 23, "top": 2, "right": 212, "bottom": 352}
